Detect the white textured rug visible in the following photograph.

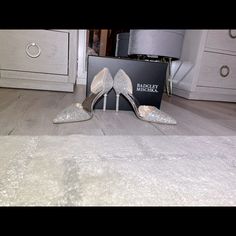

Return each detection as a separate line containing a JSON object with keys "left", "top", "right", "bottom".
{"left": 0, "top": 135, "right": 236, "bottom": 206}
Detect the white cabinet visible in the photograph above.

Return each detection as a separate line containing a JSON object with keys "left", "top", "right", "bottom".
{"left": 0, "top": 30, "right": 78, "bottom": 92}
{"left": 173, "top": 30, "right": 236, "bottom": 102}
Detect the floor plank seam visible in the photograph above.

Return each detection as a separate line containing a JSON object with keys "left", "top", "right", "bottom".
{"left": 7, "top": 128, "right": 15, "bottom": 136}
{"left": 100, "top": 128, "right": 106, "bottom": 136}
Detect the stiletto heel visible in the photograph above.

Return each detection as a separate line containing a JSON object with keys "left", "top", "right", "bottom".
{"left": 103, "top": 93, "right": 107, "bottom": 111}
{"left": 113, "top": 69, "right": 177, "bottom": 125}
{"left": 115, "top": 94, "right": 120, "bottom": 112}
{"left": 53, "top": 68, "right": 113, "bottom": 124}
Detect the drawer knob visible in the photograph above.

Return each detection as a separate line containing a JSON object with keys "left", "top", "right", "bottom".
{"left": 220, "top": 65, "right": 230, "bottom": 78}
{"left": 228, "top": 30, "right": 236, "bottom": 39}
{"left": 25, "top": 42, "right": 41, "bottom": 58}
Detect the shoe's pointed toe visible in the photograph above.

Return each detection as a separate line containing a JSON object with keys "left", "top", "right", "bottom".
{"left": 138, "top": 105, "right": 177, "bottom": 125}
{"left": 53, "top": 103, "right": 92, "bottom": 124}
{"left": 53, "top": 68, "right": 113, "bottom": 125}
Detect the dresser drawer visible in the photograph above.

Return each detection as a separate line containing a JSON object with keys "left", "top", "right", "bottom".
{"left": 198, "top": 52, "right": 236, "bottom": 89}
{"left": 205, "top": 30, "right": 236, "bottom": 53}
{"left": 0, "top": 30, "right": 69, "bottom": 75}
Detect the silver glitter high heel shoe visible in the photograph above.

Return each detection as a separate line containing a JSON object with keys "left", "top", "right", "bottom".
{"left": 53, "top": 68, "right": 113, "bottom": 124}
{"left": 113, "top": 69, "right": 177, "bottom": 125}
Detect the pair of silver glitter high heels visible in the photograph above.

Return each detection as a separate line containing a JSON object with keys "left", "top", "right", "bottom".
{"left": 53, "top": 68, "right": 177, "bottom": 125}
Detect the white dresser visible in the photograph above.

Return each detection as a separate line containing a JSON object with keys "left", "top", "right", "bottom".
{"left": 173, "top": 30, "right": 236, "bottom": 102}
{"left": 0, "top": 30, "right": 78, "bottom": 92}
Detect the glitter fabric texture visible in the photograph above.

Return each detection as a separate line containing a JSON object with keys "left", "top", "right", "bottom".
{"left": 90, "top": 68, "right": 113, "bottom": 94}
{"left": 113, "top": 69, "right": 177, "bottom": 124}
{"left": 138, "top": 105, "right": 177, "bottom": 124}
{"left": 113, "top": 69, "right": 133, "bottom": 95}
{"left": 53, "top": 103, "right": 92, "bottom": 124}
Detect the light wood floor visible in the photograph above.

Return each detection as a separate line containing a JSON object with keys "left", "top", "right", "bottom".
{"left": 0, "top": 85, "right": 236, "bottom": 136}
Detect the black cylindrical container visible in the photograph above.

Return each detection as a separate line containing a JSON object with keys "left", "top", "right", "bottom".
{"left": 115, "top": 33, "right": 130, "bottom": 57}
